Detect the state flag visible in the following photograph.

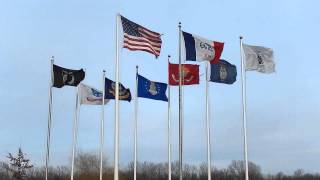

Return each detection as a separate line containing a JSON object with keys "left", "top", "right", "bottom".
{"left": 243, "top": 44, "right": 275, "bottom": 73}
{"left": 168, "top": 63, "right": 199, "bottom": 86}
{"left": 79, "top": 83, "right": 109, "bottom": 105}
{"left": 104, "top": 77, "right": 132, "bottom": 102}
{"left": 137, "top": 74, "right": 168, "bottom": 102}
{"left": 181, "top": 31, "right": 224, "bottom": 64}
{"left": 210, "top": 59, "right": 237, "bottom": 84}
{"left": 52, "top": 64, "right": 85, "bottom": 88}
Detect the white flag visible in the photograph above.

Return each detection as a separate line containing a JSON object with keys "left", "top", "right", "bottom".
{"left": 79, "top": 83, "right": 108, "bottom": 105}
{"left": 243, "top": 44, "right": 275, "bottom": 73}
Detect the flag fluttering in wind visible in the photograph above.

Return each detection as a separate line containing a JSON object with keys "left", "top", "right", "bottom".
{"left": 210, "top": 59, "right": 237, "bottom": 84}
{"left": 120, "top": 15, "right": 162, "bottom": 57}
{"left": 168, "top": 63, "right": 199, "bottom": 86}
{"left": 137, "top": 74, "right": 168, "bottom": 102}
{"left": 243, "top": 44, "right": 275, "bottom": 73}
{"left": 104, "top": 77, "right": 132, "bottom": 102}
{"left": 181, "top": 31, "right": 224, "bottom": 64}
{"left": 52, "top": 64, "right": 85, "bottom": 88}
{"left": 79, "top": 83, "right": 109, "bottom": 105}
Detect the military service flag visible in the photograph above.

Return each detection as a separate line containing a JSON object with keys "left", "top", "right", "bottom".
{"left": 243, "top": 44, "right": 275, "bottom": 73}
{"left": 168, "top": 63, "right": 199, "bottom": 86}
{"left": 104, "top": 77, "right": 132, "bottom": 102}
{"left": 52, "top": 64, "right": 85, "bottom": 88}
{"left": 79, "top": 83, "right": 109, "bottom": 105}
{"left": 181, "top": 31, "right": 224, "bottom": 64}
{"left": 137, "top": 74, "right": 168, "bottom": 102}
{"left": 210, "top": 59, "right": 237, "bottom": 84}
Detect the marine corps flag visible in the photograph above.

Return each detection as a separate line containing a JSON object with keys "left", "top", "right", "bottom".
{"left": 104, "top": 77, "right": 132, "bottom": 102}
{"left": 210, "top": 59, "right": 237, "bottom": 84}
{"left": 168, "top": 63, "right": 199, "bottom": 86}
{"left": 137, "top": 74, "right": 168, "bottom": 102}
{"left": 52, "top": 64, "right": 85, "bottom": 88}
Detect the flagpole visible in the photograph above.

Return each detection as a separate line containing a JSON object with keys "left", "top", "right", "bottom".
{"left": 70, "top": 86, "right": 80, "bottom": 180}
{"left": 240, "top": 36, "right": 249, "bottom": 180}
{"left": 100, "top": 70, "right": 106, "bottom": 180}
{"left": 205, "top": 62, "right": 212, "bottom": 180}
{"left": 134, "top": 66, "right": 139, "bottom": 180}
{"left": 178, "top": 22, "right": 183, "bottom": 180}
{"left": 114, "top": 13, "right": 120, "bottom": 180}
{"left": 167, "top": 55, "right": 172, "bottom": 180}
{"left": 45, "top": 56, "right": 54, "bottom": 180}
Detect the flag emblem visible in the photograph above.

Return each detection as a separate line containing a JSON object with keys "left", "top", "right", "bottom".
{"left": 146, "top": 81, "right": 160, "bottom": 96}
{"left": 120, "top": 15, "right": 162, "bottom": 57}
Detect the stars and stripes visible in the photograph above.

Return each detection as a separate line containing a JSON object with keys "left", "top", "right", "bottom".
{"left": 120, "top": 15, "right": 162, "bottom": 57}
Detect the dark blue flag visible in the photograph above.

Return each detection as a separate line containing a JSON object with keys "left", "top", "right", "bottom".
{"left": 104, "top": 77, "right": 131, "bottom": 102}
{"left": 210, "top": 59, "right": 237, "bottom": 84}
{"left": 137, "top": 74, "right": 168, "bottom": 102}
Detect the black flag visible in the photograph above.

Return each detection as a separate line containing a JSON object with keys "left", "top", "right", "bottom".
{"left": 52, "top": 64, "right": 85, "bottom": 88}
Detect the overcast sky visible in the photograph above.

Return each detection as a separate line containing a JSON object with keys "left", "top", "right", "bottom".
{"left": 1, "top": 0, "right": 320, "bottom": 175}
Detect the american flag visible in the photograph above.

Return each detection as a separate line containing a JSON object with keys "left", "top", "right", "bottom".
{"left": 120, "top": 16, "right": 162, "bottom": 57}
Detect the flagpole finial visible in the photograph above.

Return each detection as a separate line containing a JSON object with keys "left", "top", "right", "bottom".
{"left": 178, "top": 22, "right": 181, "bottom": 28}
{"left": 168, "top": 55, "right": 171, "bottom": 58}
{"left": 103, "top": 70, "right": 106, "bottom": 73}
{"left": 240, "top": 36, "right": 243, "bottom": 40}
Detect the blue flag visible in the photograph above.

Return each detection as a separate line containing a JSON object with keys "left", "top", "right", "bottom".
{"left": 104, "top": 77, "right": 132, "bottom": 102}
{"left": 210, "top": 59, "right": 237, "bottom": 84}
{"left": 137, "top": 74, "right": 168, "bottom": 102}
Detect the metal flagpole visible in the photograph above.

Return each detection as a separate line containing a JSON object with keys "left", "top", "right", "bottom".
{"left": 134, "top": 66, "right": 139, "bottom": 180}
{"left": 114, "top": 13, "right": 120, "bottom": 180}
{"left": 45, "top": 56, "right": 54, "bottom": 180}
{"left": 240, "top": 36, "right": 249, "bottom": 180}
{"left": 167, "top": 55, "right": 172, "bottom": 180}
{"left": 70, "top": 86, "right": 80, "bottom": 180}
{"left": 100, "top": 70, "right": 106, "bottom": 180}
{"left": 178, "top": 22, "right": 183, "bottom": 180}
{"left": 205, "top": 62, "right": 212, "bottom": 180}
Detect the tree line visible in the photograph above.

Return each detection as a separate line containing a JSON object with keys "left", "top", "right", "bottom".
{"left": 1, "top": 149, "right": 319, "bottom": 180}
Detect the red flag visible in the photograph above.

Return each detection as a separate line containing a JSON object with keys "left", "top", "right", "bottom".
{"left": 168, "top": 63, "right": 199, "bottom": 86}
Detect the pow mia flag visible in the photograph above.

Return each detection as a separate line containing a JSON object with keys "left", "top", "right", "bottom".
{"left": 52, "top": 64, "right": 85, "bottom": 88}
{"left": 243, "top": 44, "right": 275, "bottom": 73}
